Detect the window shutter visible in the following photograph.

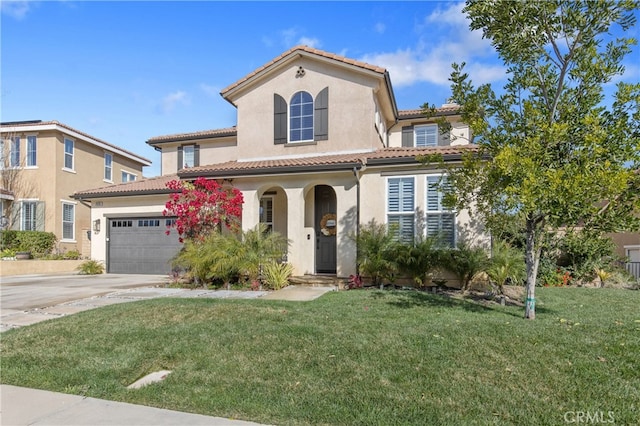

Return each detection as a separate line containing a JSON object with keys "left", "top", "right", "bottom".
{"left": 274, "top": 94, "right": 287, "bottom": 144}
{"left": 314, "top": 87, "right": 328, "bottom": 141}
{"left": 177, "top": 146, "right": 183, "bottom": 170}
{"left": 439, "top": 129, "right": 450, "bottom": 146}
{"left": 193, "top": 144, "right": 200, "bottom": 167}
{"left": 402, "top": 126, "right": 413, "bottom": 147}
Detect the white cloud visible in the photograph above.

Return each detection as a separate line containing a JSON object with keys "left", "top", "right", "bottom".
{"left": 374, "top": 22, "right": 386, "bottom": 34}
{"left": 159, "top": 91, "right": 189, "bottom": 114}
{"left": 360, "top": 1, "right": 504, "bottom": 88}
{"left": 200, "top": 83, "right": 220, "bottom": 98}
{"left": 1, "top": 0, "right": 32, "bottom": 20}
{"left": 298, "top": 37, "right": 320, "bottom": 48}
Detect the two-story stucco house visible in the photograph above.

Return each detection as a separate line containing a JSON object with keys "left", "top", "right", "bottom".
{"left": 0, "top": 120, "right": 150, "bottom": 256}
{"left": 74, "top": 46, "right": 486, "bottom": 275}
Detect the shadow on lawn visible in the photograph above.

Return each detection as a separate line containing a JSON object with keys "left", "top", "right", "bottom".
{"left": 370, "top": 290, "right": 555, "bottom": 318}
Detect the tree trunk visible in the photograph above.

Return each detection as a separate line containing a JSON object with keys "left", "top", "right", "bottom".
{"left": 524, "top": 217, "right": 541, "bottom": 320}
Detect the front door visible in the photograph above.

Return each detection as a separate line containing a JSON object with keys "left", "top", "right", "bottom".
{"left": 315, "top": 185, "right": 337, "bottom": 274}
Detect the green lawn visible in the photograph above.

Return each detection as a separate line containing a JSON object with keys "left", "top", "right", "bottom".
{"left": 1, "top": 288, "right": 638, "bottom": 425}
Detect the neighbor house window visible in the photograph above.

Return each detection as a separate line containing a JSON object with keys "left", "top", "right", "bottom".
{"left": 259, "top": 196, "right": 274, "bottom": 233}
{"left": 10, "top": 137, "right": 20, "bottom": 167}
{"left": 387, "top": 177, "right": 415, "bottom": 242}
{"left": 26, "top": 136, "right": 37, "bottom": 167}
{"left": 104, "top": 153, "right": 113, "bottom": 181}
{"left": 62, "top": 202, "right": 75, "bottom": 240}
{"left": 415, "top": 124, "right": 438, "bottom": 147}
{"left": 21, "top": 201, "right": 38, "bottom": 231}
{"left": 426, "top": 175, "right": 456, "bottom": 247}
{"left": 289, "top": 91, "right": 314, "bottom": 142}
{"left": 64, "top": 138, "right": 74, "bottom": 170}
{"left": 178, "top": 144, "right": 199, "bottom": 170}
{"left": 121, "top": 171, "right": 136, "bottom": 182}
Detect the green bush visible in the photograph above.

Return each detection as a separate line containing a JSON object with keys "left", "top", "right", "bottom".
{"left": 62, "top": 250, "right": 81, "bottom": 260}
{"left": 353, "top": 220, "right": 398, "bottom": 287}
{"left": 77, "top": 260, "right": 104, "bottom": 275}
{"left": 0, "top": 230, "right": 57, "bottom": 258}
{"left": 558, "top": 231, "right": 619, "bottom": 283}
{"left": 486, "top": 240, "right": 525, "bottom": 294}
{"left": 1, "top": 248, "right": 16, "bottom": 258}
{"left": 440, "top": 242, "right": 489, "bottom": 291}
{"left": 393, "top": 236, "right": 440, "bottom": 287}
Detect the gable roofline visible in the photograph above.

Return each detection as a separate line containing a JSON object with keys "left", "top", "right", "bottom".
{"left": 1, "top": 120, "right": 152, "bottom": 166}
{"left": 178, "top": 145, "right": 478, "bottom": 179}
{"left": 220, "top": 45, "right": 398, "bottom": 117}
{"left": 146, "top": 126, "right": 237, "bottom": 147}
{"left": 72, "top": 174, "right": 178, "bottom": 200}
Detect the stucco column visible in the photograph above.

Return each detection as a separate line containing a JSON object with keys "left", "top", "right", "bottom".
{"left": 241, "top": 189, "right": 259, "bottom": 232}
{"left": 334, "top": 183, "right": 357, "bottom": 277}
{"left": 286, "top": 187, "right": 314, "bottom": 275}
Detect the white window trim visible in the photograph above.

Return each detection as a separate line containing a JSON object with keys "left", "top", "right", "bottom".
{"left": 182, "top": 145, "right": 195, "bottom": 169}
{"left": 104, "top": 152, "right": 113, "bottom": 183}
{"left": 386, "top": 176, "right": 416, "bottom": 241}
{"left": 62, "top": 137, "right": 75, "bottom": 172}
{"left": 19, "top": 198, "right": 39, "bottom": 231}
{"left": 425, "top": 173, "right": 457, "bottom": 246}
{"left": 121, "top": 170, "right": 137, "bottom": 183}
{"left": 414, "top": 124, "right": 439, "bottom": 148}
{"left": 61, "top": 199, "right": 77, "bottom": 242}
{"left": 26, "top": 134, "right": 37, "bottom": 168}
{"left": 289, "top": 91, "right": 314, "bottom": 143}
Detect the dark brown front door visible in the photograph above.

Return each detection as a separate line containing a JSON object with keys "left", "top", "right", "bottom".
{"left": 315, "top": 185, "right": 337, "bottom": 274}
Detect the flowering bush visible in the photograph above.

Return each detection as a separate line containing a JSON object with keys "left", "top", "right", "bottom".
{"left": 163, "top": 177, "right": 244, "bottom": 242}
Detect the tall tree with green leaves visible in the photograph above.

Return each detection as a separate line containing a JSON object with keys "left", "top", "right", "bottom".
{"left": 431, "top": 1, "right": 640, "bottom": 319}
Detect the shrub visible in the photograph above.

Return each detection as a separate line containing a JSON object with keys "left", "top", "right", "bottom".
{"left": 63, "top": 250, "right": 81, "bottom": 260}
{"left": 558, "top": 231, "right": 619, "bottom": 284}
{"left": 77, "top": 260, "right": 105, "bottom": 275}
{"left": 486, "top": 240, "right": 525, "bottom": 294}
{"left": 394, "top": 236, "right": 440, "bottom": 287}
{"left": 262, "top": 261, "right": 294, "bottom": 290}
{"left": 1, "top": 248, "right": 16, "bottom": 258}
{"left": 353, "top": 220, "right": 398, "bottom": 288}
{"left": 0, "top": 231, "right": 57, "bottom": 257}
{"left": 440, "top": 242, "right": 489, "bottom": 291}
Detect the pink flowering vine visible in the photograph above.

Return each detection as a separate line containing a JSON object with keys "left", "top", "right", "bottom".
{"left": 163, "top": 177, "right": 244, "bottom": 242}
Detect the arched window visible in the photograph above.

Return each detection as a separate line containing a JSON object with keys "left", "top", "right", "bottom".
{"left": 289, "top": 91, "right": 314, "bottom": 142}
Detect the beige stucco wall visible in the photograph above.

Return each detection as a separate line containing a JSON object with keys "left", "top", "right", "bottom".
{"left": 233, "top": 58, "right": 384, "bottom": 161}
{"left": 1, "top": 126, "right": 146, "bottom": 257}
{"left": 160, "top": 137, "right": 238, "bottom": 175}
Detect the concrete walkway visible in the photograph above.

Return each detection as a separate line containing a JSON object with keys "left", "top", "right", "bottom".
{"left": 0, "top": 277, "right": 336, "bottom": 425}
{"left": 0, "top": 384, "right": 267, "bottom": 425}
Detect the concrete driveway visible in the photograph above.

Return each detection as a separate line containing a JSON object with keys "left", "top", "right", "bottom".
{"left": 1, "top": 273, "right": 169, "bottom": 316}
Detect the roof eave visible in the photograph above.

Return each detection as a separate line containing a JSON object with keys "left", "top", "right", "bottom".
{"left": 72, "top": 189, "right": 176, "bottom": 200}
{"left": 178, "top": 161, "right": 364, "bottom": 179}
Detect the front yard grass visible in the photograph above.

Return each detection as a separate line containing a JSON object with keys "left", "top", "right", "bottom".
{"left": 1, "top": 287, "right": 638, "bottom": 425}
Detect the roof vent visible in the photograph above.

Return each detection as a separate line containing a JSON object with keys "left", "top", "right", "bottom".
{"left": 296, "top": 66, "right": 306, "bottom": 78}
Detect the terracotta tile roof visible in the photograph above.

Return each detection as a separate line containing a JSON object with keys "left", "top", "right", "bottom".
{"left": 179, "top": 145, "right": 478, "bottom": 178}
{"left": 0, "top": 120, "right": 151, "bottom": 165}
{"left": 398, "top": 105, "right": 461, "bottom": 118}
{"left": 73, "top": 174, "right": 179, "bottom": 199}
{"left": 221, "top": 45, "right": 387, "bottom": 96}
{"left": 147, "top": 127, "right": 237, "bottom": 145}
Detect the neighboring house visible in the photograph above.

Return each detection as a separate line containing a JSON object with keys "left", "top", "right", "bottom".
{"left": 74, "top": 46, "right": 487, "bottom": 275}
{"left": 0, "top": 120, "right": 151, "bottom": 257}
{"left": 609, "top": 231, "right": 640, "bottom": 279}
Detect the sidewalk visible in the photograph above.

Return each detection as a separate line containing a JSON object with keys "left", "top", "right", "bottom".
{"left": 0, "top": 384, "right": 267, "bottom": 425}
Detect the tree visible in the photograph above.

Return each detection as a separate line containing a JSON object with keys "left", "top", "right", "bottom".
{"left": 163, "top": 177, "right": 244, "bottom": 242}
{"left": 432, "top": 1, "right": 640, "bottom": 319}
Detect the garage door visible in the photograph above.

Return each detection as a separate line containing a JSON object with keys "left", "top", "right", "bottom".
{"left": 108, "top": 217, "right": 183, "bottom": 274}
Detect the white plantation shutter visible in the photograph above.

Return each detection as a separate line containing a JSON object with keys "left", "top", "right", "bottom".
{"left": 387, "top": 177, "right": 415, "bottom": 242}
{"left": 426, "top": 175, "right": 456, "bottom": 247}
{"left": 415, "top": 125, "right": 438, "bottom": 147}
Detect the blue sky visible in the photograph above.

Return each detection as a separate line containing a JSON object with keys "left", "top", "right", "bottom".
{"left": 2, "top": 1, "right": 638, "bottom": 177}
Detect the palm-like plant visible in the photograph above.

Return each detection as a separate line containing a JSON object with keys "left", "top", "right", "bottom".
{"left": 442, "top": 242, "right": 489, "bottom": 292}
{"left": 486, "top": 240, "right": 525, "bottom": 296}
{"left": 355, "top": 220, "right": 398, "bottom": 288}
{"left": 237, "top": 223, "right": 289, "bottom": 283}
{"left": 394, "top": 236, "right": 439, "bottom": 287}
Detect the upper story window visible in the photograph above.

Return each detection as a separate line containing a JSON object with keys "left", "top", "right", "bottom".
{"left": 64, "top": 138, "right": 74, "bottom": 170}
{"left": 402, "top": 124, "right": 445, "bottom": 148}
{"left": 121, "top": 171, "right": 137, "bottom": 182}
{"left": 26, "top": 136, "right": 37, "bottom": 167}
{"left": 104, "top": 153, "right": 113, "bottom": 181}
{"left": 290, "top": 91, "right": 314, "bottom": 142}
{"left": 10, "top": 137, "right": 20, "bottom": 167}
{"left": 178, "top": 144, "right": 199, "bottom": 170}
{"left": 274, "top": 87, "right": 328, "bottom": 145}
